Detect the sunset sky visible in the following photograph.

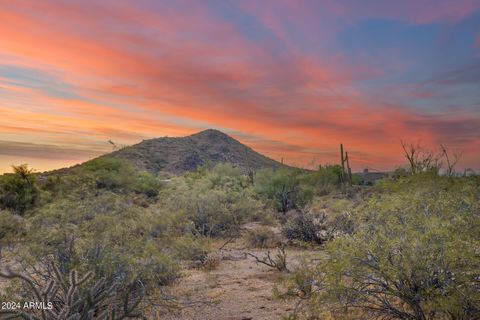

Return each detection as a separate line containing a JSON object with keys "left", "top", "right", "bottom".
{"left": 1, "top": 0, "right": 479, "bottom": 173}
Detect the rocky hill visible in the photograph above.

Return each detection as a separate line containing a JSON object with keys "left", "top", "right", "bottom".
{"left": 107, "top": 129, "right": 285, "bottom": 174}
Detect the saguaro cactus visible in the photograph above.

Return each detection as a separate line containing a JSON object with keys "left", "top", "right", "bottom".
{"left": 345, "top": 151, "right": 352, "bottom": 183}
{"left": 340, "top": 144, "right": 352, "bottom": 184}
{"left": 340, "top": 144, "right": 345, "bottom": 182}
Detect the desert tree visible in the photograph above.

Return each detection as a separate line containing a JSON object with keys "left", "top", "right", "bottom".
{"left": 400, "top": 140, "right": 442, "bottom": 174}
{"left": 0, "top": 164, "right": 38, "bottom": 215}
{"left": 440, "top": 144, "right": 462, "bottom": 177}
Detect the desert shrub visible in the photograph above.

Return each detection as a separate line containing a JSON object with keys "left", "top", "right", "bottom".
{"left": 257, "top": 212, "right": 278, "bottom": 226}
{"left": 309, "top": 196, "right": 356, "bottom": 236}
{"left": 42, "top": 175, "right": 64, "bottom": 192}
{"left": 83, "top": 236, "right": 180, "bottom": 288}
{"left": 186, "top": 189, "right": 240, "bottom": 236}
{"left": 133, "top": 172, "right": 161, "bottom": 198}
{"left": 392, "top": 166, "right": 409, "bottom": 179}
{"left": 275, "top": 259, "right": 318, "bottom": 302}
{"left": 257, "top": 165, "right": 348, "bottom": 214}
{"left": 0, "top": 210, "right": 26, "bottom": 258}
{"left": 350, "top": 173, "right": 362, "bottom": 185}
{"left": 0, "top": 210, "right": 25, "bottom": 240}
{"left": 248, "top": 246, "right": 289, "bottom": 272}
{"left": 167, "top": 164, "right": 260, "bottom": 237}
{"left": 169, "top": 235, "right": 211, "bottom": 261}
{"left": 246, "top": 226, "right": 278, "bottom": 248}
{"left": 208, "top": 163, "right": 247, "bottom": 188}
{"left": 85, "top": 206, "right": 179, "bottom": 287}
{"left": 79, "top": 157, "right": 160, "bottom": 197}
{"left": 293, "top": 175, "right": 480, "bottom": 319}
{"left": 328, "top": 211, "right": 354, "bottom": 235}
{"left": 312, "top": 196, "right": 354, "bottom": 212}
{"left": 282, "top": 211, "right": 332, "bottom": 244}
{"left": 20, "top": 191, "right": 181, "bottom": 299}
{"left": 301, "top": 165, "right": 342, "bottom": 195}
{"left": 255, "top": 168, "right": 312, "bottom": 213}
{"left": 0, "top": 164, "right": 38, "bottom": 215}
{"left": 199, "top": 253, "right": 221, "bottom": 271}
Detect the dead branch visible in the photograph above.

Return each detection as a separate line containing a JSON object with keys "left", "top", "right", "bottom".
{"left": 440, "top": 144, "right": 462, "bottom": 177}
{"left": 246, "top": 246, "right": 289, "bottom": 272}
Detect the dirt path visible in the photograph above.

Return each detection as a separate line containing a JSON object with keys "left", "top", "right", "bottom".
{"left": 159, "top": 224, "right": 307, "bottom": 320}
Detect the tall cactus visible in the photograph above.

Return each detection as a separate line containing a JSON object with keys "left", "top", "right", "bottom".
{"left": 340, "top": 144, "right": 346, "bottom": 183}
{"left": 340, "top": 144, "right": 352, "bottom": 184}
{"left": 345, "top": 151, "right": 352, "bottom": 183}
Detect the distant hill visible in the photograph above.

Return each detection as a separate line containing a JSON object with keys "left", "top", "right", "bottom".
{"left": 105, "top": 129, "right": 286, "bottom": 174}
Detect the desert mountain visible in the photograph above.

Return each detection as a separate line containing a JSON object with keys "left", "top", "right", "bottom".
{"left": 106, "top": 129, "right": 286, "bottom": 174}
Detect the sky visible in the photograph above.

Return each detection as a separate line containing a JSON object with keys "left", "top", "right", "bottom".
{"left": 1, "top": 0, "right": 479, "bottom": 173}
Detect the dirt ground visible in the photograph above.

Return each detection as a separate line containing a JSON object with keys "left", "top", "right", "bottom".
{"left": 157, "top": 223, "right": 316, "bottom": 320}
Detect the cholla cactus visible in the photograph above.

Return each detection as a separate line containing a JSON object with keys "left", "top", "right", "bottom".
{"left": 0, "top": 262, "right": 144, "bottom": 319}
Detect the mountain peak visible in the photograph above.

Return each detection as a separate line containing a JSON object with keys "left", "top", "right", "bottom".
{"left": 108, "top": 130, "right": 285, "bottom": 174}
{"left": 189, "top": 129, "right": 233, "bottom": 141}
{"left": 192, "top": 128, "right": 227, "bottom": 135}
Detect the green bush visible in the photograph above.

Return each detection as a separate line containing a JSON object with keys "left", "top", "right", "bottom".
{"left": 0, "top": 210, "right": 26, "bottom": 258}
{"left": 79, "top": 157, "right": 160, "bottom": 197}
{"left": 255, "top": 166, "right": 343, "bottom": 214}
{"left": 167, "top": 164, "right": 260, "bottom": 237}
{"left": 309, "top": 196, "right": 356, "bottom": 236}
{"left": 169, "top": 235, "right": 211, "bottom": 261}
{"left": 255, "top": 168, "right": 311, "bottom": 213}
{"left": 21, "top": 191, "right": 181, "bottom": 295}
{"left": 246, "top": 227, "right": 278, "bottom": 248}
{"left": 0, "top": 164, "right": 38, "bottom": 215}
{"left": 294, "top": 175, "right": 480, "bottom": 319}
{"left": 0, "top": 210, "right": 25, "bottom": 240}
{"left": 301, "top": 165, "right": 342, "bottom": 195}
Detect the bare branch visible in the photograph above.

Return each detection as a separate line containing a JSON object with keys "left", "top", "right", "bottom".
{"left": 246, "top": 246, "right": 289, "bottom": 272}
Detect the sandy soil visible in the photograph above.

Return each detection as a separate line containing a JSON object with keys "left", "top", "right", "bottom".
{"left": 157, "top": 223, "right": 313, "bottom": 320}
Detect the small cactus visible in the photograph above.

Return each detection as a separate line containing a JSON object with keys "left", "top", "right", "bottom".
{"left": 0, "top": 262, "right": 145, "bottom": 319}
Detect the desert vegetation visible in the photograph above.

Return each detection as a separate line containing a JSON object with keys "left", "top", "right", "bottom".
{"left": 0, "top": 139, "right": 478, "bottom": 319}
{"left": 278, "top": 173, "right": 479, "bottom": 319}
